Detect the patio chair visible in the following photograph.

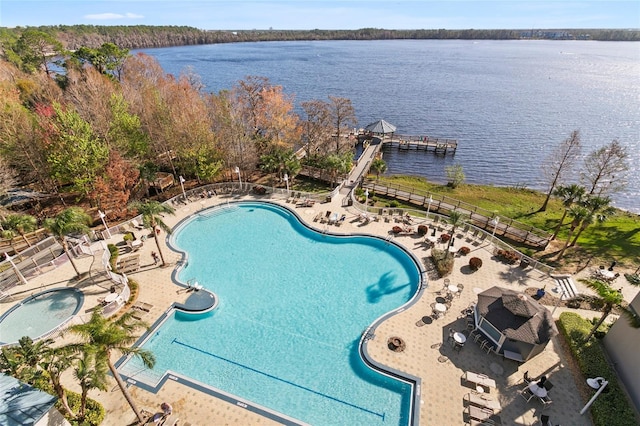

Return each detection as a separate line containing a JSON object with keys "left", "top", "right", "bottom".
{"left": 520, "top": 387, "right": 534, "bottom": 402}
{"left": 539, "top": 415, "right": 551, "bottom": 426}
{"left": 543, "top": 381, "right": 554, "bottom": 392}
{"left": 539, "top": 395, "right": 553, "bottom": 408}
{"left": 523, "top": 371, "right": 533, "bottom": 385}
{"left": 457, "top": 283, "right": 464, "bottom": 297}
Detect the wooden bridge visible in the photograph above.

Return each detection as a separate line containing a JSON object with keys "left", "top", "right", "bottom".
{"left": 361, "top": 180, "right": 552, "bottom": 249}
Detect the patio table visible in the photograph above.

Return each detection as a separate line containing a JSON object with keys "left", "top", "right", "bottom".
{"left": 528, "top": 382, "right": 547, "bottom": 398}
{"left": 435, "top": 303, "right": 447, "bottom": 313}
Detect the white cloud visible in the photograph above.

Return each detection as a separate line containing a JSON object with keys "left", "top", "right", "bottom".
{"left": 84, "top": 12, "right": 144, "bottom": 21}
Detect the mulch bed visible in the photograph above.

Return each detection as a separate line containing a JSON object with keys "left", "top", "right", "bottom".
{"left": 524, "top": 287, "right": 624, "bottom": 315}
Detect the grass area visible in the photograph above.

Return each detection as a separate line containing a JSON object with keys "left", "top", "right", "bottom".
{"left": 557, "top": 312, "right": 638, "bottom": 426}
{"left": 373, "top": 175, "right": 640, "bottom": 268}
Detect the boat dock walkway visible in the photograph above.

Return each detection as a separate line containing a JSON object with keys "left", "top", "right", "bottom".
{"left": 383, "top": 135, "right": 458, "bottom": 154}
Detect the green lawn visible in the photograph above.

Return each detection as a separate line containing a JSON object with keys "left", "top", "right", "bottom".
{"left": 374, "top": 175, "right": 640, "bottom": 268}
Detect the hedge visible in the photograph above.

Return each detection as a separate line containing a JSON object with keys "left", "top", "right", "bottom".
{"left": 557, "top": 312, "right": 637, "bottom": 426}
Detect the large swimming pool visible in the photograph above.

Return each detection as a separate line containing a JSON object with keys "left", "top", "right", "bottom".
{"left": 123, "top": 202, "right": 421, "bottom": 425}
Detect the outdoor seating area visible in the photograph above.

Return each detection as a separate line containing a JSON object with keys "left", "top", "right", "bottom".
{"left": 591, "top": 265, "right": 620, "bottom": 282}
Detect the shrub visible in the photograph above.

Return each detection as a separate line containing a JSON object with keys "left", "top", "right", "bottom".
{"left": 57, "top": 389, "right": 105, "bottom": 426}
{"left": 417, "top": 225, "right": 429, "bottom": 236}
{"left": 107, "top": 243, "right": 119, "bottom": 270}
{"left": 440, "top": 233, "right": 451, "bottom": 243}
{"left": 123, "top": 233, "right": 133, "bottom": 242}
{"left": 494, "top": 249, "right": 519, "bottom": 264}
{"left": 431, "top": 248, "right": 454, "bottom": 277}
{"left": 566, "top": 298, "right": 581, "bottom": 309}
{"left": 558, "top": 312, "right": 637, "bottom": 426}
{"left": 624, "top": 273, "right": 640, "bottom": 285}
{"left": 469, "top": 257, "right": 483, "bottom": 271}
{"left": 459, "top": 246, "right": 471, "bottom": 256}
{"left": 389, "top": 200, "right": 399, "bottom": 208}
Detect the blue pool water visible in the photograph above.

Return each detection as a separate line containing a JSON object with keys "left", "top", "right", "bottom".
{"left": 0, "top": 288, "right": 84, "bottom": 344}
{"left": 124, "top": 202, "right": 420, "bottom": 425}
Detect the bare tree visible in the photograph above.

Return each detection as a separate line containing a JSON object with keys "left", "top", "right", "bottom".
{"left": 538, "top": 130, "right": 581, "bottom": 212}
{"left": 328, "top": 96, "right": 357, "bottom": 154}
{"left": 0, "top": 156, "right": 17, "bottom": 197}
{"left": 301, "top": 99, "right": 332, "bottom": 159}
{"left": 581, "top": 139, "right": 629, "bottom": 197}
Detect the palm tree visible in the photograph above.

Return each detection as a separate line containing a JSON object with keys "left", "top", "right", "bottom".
{"left": 128, "top": 200, "right": 175, "bottom": 266}
{"left": 580, "top": 278, "right": 640, "bottom": 342}
{"left": 323, "top": 152, "right": 352, "bottom": 186}
{"left": 74, "top": 349, "right": 108, "bottom": 420}
{"left": 446, "top": 210, "right": 467, "bottom": 253}
{"left": 555, "top": 205, "right": 589, "bottom": 260}
{"left": 569, "top": 196, "right": 615, "bottom": 247}
{"left": 42, "top": 345, "right": 77, "bottom": 418}
{"left": 68, "top": 309, "right": 155, "bottom": 424}
{"left": 551, "top": 184, "right": 586, "bottom": 240}
{"left": 0, "top": 336, "right": 50, "bottom": 385}
{"left": 43, "top": 207, "right": 91, "bottom": 279}
{"left": 1, "top": 214, "right": 37, "bottom": 248}
{"left": 370, "top": 158, "right": 387, "bottom": 180}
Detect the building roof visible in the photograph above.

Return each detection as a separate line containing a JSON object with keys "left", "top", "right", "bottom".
{"left": 477, "top": 286, "right": 559, "bottom": 345}
{"left": 0, "top": 374, "right": 58, "bottom": 426}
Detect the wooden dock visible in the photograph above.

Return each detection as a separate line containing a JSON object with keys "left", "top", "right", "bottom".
{"left": 384, "top": 136, "right": 458, "bottom": 155}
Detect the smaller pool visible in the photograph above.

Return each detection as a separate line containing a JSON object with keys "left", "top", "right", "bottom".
{"left": 0, "top": 288, "right": 84, "bottom": 345}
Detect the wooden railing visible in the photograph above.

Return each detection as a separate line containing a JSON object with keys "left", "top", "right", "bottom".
{"left": 361, "top": 179, "right": 552, "bottom": 249}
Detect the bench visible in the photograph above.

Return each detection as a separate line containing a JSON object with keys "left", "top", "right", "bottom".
{"left": 503, "top": 350, "right": 524, "bottom": 362}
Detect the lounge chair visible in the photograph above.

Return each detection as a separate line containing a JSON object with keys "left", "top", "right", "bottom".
{"left": 321, "top": 210, "right": 331, "bottom": 223}
{"left": 313, "top": 212, "right": 324, "bottom": 222}
{"left": 133, "top": 301, "right": 153, "bottom": 312}
{"left": 131, "top": 219, "right": 145, "bottom": 230}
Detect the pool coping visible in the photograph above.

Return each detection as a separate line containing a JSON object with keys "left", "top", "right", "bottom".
{"left": 117, "top": 200, "right": 427, "bottom": 426}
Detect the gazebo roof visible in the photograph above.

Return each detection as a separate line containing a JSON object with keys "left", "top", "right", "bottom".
{"left": 477, "top": 286, "right": 558, "bottom": 345}
{"left": 364, "top": 119, "right": 397, "bottom": 135}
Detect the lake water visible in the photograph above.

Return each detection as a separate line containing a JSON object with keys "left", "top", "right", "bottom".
{"left": 138, "top": 40, "right": 640, "bottom": 213}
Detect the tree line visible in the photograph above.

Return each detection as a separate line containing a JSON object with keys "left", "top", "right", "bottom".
{"left": 0, "top": 29, "right": 358, "bottom": 223}
{"left": 1, "top": 25, "right": 638, "bottom": 51}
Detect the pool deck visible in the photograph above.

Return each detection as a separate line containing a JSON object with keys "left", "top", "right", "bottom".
{"left": 2, "top": 191, "right": 634, "bottom": 426}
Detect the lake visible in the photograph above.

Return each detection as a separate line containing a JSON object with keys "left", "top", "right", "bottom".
{"left": 138, "top": 40, "right": 640, "bottom": 213}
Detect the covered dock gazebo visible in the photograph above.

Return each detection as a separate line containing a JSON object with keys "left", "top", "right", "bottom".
{"left": 364, "top": 119, "right": 396, "bottom": 137}
{"left": 475, "top": 286, "right": 558, "bottom": 362}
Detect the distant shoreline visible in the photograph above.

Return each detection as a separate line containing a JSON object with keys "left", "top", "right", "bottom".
{"left": 1, "top": 25, "right": 638, "bottom": 51}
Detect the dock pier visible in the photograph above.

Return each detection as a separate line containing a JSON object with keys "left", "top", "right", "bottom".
{"left": 384, "top": 136, "right": 458, "bottom": 155}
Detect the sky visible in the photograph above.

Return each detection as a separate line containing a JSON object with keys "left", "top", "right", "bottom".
{"left": 1, "top": 1, "right": 638, "bottom": 30}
